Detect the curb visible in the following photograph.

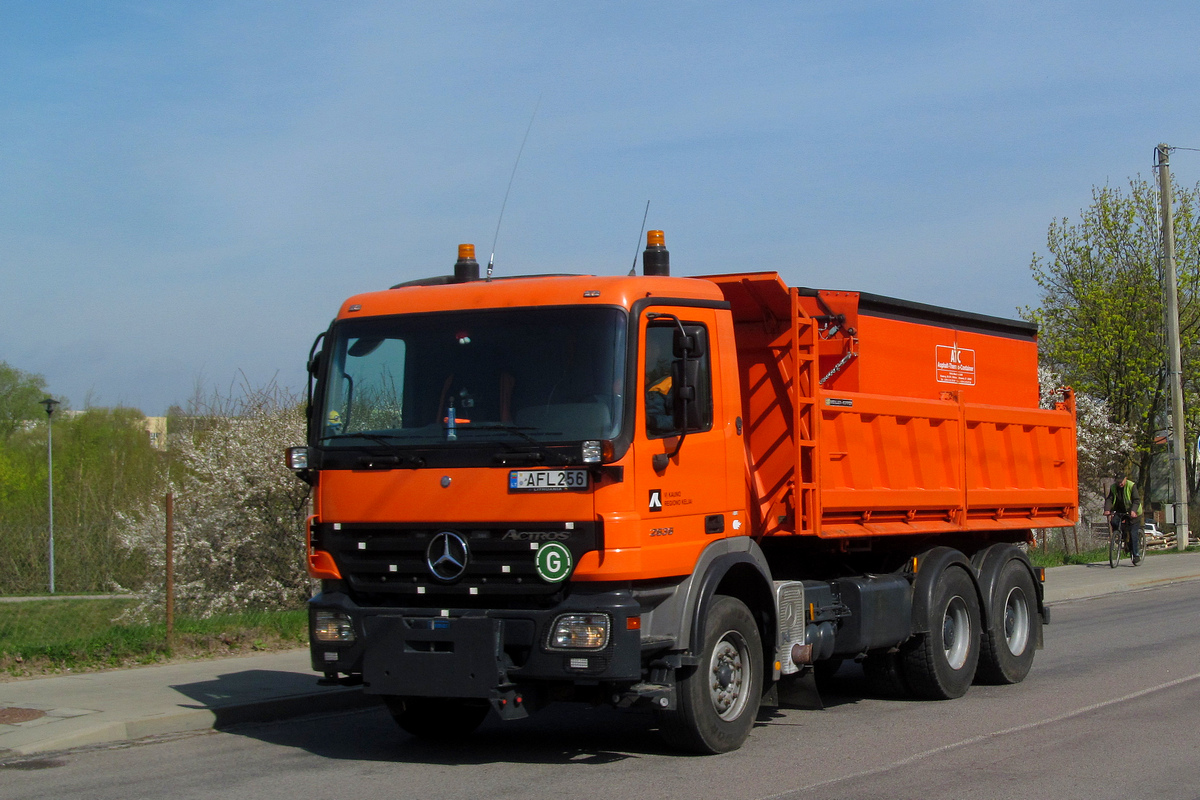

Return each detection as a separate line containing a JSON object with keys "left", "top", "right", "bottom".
{"left": 1, "top": 686, "right": 381, "bottom": 758}
{"left": 1045, "top": 568, "right": 1200, "bottom": 604}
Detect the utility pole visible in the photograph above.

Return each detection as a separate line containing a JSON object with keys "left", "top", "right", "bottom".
{"left": 165, "top": 492, "right": 175, "bottom": 651}
{"left": 1156, "top": 143, "right": 1190, "bottom": 551}
{"left": 40, "top": 397, "right": 60, "bottom": 593}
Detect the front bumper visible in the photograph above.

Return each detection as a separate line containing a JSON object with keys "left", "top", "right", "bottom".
{"left": 309, "top": 589, "right": 643, "bottom": 701}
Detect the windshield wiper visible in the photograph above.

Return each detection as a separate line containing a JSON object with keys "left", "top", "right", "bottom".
{"left": 318, "top": 432, "right": 426, "bottom": 468}
{"left": 456, "top": 424, "right": 573, "bottom": 466}
{"left": 493, "top": 450, "right": 548, "bottom": 466}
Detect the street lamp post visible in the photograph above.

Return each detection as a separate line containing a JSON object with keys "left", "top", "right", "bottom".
{"left": 40, "top": 397, "right": 59, "bottom": 594}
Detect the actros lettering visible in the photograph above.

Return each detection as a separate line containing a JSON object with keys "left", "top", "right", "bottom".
{"left": 502, "top": 531, "right": 571, "bottom": 541}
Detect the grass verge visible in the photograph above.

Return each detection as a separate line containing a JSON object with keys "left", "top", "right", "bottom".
{"left": 0, "top": 599, "right": 307, "bottom": 679}
{"left": 1029, "top": 547, "right": 1110, "bottom": 568}
{"left": 1030, "top": 542, "right": 1200, "bottom": 568}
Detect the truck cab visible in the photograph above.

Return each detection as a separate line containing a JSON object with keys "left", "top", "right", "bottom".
{"left": 293, "top": 241, "right": 774, "bottom": 752}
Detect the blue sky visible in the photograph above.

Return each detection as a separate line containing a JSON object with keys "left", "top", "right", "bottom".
{"left": 3, "top": 2, "right": 1200, "bottom": 414}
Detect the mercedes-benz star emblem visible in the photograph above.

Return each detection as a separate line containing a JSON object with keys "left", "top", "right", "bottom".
{"left": 426, "top": 531, "right": 469, "bottom": 582}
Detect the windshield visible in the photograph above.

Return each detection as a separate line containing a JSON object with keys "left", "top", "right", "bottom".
{"left": 319, "top": 306, "right": 627, "bottom": 447}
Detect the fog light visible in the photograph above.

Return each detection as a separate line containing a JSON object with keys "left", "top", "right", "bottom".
{"left": 312, "top": 610, "right": 356, "bottom": 643}
{"left": 548, "top": 613, "right": 609, "bottom": 650}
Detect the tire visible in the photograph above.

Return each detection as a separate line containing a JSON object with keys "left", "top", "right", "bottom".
{"left": 902, "top": 566, "right": 981, "bottom": 700}
{"left": 1109, "top": 526, "right": 1120, "bottom": 568}
{"left": 976, "top": 560, "right": 1040, "bottom": 684}
{"left": 383, "top": 696, "right": 490, "bottom": 741}
{"left": 657, "top": 595, "right": 763, "bottom": 754}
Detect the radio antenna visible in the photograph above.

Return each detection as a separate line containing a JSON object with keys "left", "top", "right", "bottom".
{"left": 488, "top": 95, "right": 541, "bottom": 281}
{"left": 628, "top": 200, "right": 650, "bottom": 275}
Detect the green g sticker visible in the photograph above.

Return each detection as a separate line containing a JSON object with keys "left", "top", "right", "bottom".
{"left": 535, "top": 542, "right": 573, "bottom": 583}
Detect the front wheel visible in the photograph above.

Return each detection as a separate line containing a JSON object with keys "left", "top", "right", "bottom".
{"left": 657, "top": 595, "right": 763, "bottom": 754}
{"left": 383, "top": 696, "right": 490, "bottom": 740}
{"left": 1109, "top": 527, "right": 1120, "bottom": 568}
{"left": 902, "top": 566, "right": 981, "bottom": 700}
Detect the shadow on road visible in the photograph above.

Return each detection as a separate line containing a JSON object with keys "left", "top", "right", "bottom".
{"left": 208, "top": 665, "right": 897, "bottom": 765}
{"left": 222, "top": 699, "right": 681, "bottom": 765}
{"left": 171, "top": 669, "right": 343, "bottom": 709}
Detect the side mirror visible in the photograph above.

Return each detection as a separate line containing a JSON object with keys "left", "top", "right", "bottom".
{"left": 671, "top": 358, "right": 704, "bottom": 431}
{"left": 672, "top": 325, "right": 707, "bottom": 358}
{"left": 305, "top": 330, "right": 327, "bottom": 439}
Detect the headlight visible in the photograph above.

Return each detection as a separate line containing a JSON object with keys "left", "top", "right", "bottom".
{"left": 581, "top": 440, "right": 614, "bottom": 464}
{"left": 312, "top": 610, "right": 356, "bottom": 643}
{"left": 547, "top": 613, "right": 609, "bottom": 650}
{"left": 581, "top": 441, "right": 602, "bottom": 464}
{"left": 286, "top": 446, "right": 310, "bottom": 471}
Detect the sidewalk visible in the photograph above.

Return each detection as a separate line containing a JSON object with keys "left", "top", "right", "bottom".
{"left": 0, "top": 649, "right": 379, "bottom": 758}
{"left": 4, "top": 551, "right": 1200, "bottom": 758}
{"left": 1041, "top": 549, "right": 1200, "bottom": 604}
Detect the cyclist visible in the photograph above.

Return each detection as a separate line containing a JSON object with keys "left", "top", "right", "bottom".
{"left": 1104, "top": 473, "right": 1143, "bottom": 565}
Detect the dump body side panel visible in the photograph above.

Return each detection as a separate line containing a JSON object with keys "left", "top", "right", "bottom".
{"left": 961, "top": 400, "right": 1077, "bottom": 529}
{"left": 848, "top": 310, "right": 1039, "bottom": 407}
{"left": 702, "top": 272, "right": 1078, "bottom": 540}
{"left": 818, "top": 392, "right": 1077, "bottom": 537}
{"left": 818, "top": 391, "right": 965, "bottom": 536}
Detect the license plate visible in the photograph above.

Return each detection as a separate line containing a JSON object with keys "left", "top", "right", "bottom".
{"left": 508, "top": 469, "right": 589, "bottom": 492}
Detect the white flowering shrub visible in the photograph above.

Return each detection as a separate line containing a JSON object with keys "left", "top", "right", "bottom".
{"left": 117, "top": 383, "right": 312, "bottom": 620}
{"left": 1038, "top": 366, "right": 1136, "bottom": 548}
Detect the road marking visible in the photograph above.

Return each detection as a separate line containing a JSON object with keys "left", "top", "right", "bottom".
{"left": 757, "top": 670, "right": 1200, "bottom": 799}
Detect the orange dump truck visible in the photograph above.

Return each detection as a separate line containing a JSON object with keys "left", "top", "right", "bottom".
{"left": 288, "top": 232, "right": 1077, "bottom": 753}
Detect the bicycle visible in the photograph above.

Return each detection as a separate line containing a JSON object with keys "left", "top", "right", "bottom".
{"left": 1108, "top": 513, "right": 1142, "bottom": 568}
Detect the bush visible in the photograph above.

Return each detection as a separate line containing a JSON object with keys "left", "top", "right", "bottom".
{"left": 117, "top": 381, "right": 312, "bottom": 620}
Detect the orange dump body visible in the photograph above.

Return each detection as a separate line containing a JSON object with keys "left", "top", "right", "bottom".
{"left": 705, "top": 272, "right": 1077, "bottom": 541}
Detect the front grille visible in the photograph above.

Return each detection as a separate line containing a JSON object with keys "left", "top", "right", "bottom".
{"left": 314, "top": 521, "right": 600, "bottom": 608}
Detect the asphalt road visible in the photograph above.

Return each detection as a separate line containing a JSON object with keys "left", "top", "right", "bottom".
{"left": 5, "top": 582, "right": 1200, "bottom": 800}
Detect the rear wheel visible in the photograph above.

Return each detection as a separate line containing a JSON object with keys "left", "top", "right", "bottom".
{"left": 976, "top": 560, "right": 1039, "bottom": 684}
{"left": 383, "top": 696, "right": 490, "bottom": 740}
{"left": 657, "top": 595, "right": 763, "bottom": 754}
{"left": 902, "top": 567, "right": 980, "bottom": 699}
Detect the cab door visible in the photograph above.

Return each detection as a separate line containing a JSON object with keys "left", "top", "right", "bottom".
{"left": 634, "top": 307, "right": 732, "bottom": 579}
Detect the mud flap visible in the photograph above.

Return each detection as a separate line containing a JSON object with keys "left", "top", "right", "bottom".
{"left": 776, "top": 669, "right": 824, "bottom": 710}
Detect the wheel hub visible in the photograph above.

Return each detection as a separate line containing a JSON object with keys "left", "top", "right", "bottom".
{"left": 709, "top": 635, "right": 747, "bottom": 720}
{"left": 717, "top": 662, "right": 734, "bottom": 688}
{"left": 943, "top": 614, "right": 957, "bottom": 647}
{"left": 942, "top": 596, "right": 971, "bottom": 670}
{"left": 1002, "top": 587, "right": 1030, "bottom": 654}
